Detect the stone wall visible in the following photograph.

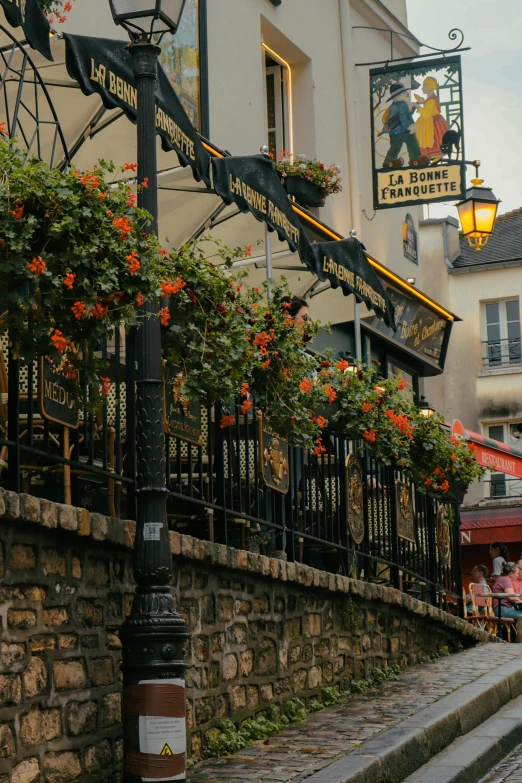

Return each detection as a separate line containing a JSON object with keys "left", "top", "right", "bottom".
{"left": 0, "top": 490, "right": 493, "bottom": 782}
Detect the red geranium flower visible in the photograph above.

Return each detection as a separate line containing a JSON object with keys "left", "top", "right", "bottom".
{"left": 63, "top": 272, "right": 76, "bottom": 290}
{"left": 51, "top": 330, "right": 70, "bottom": 355}
{"left": 159, "top": 307, "right": 170, "bottom": 327}
{"left": 71, "top": 301, "right": 87, "bottom": 320}
{"left": 27, "top": 256, "right": 46, "bottom": 276}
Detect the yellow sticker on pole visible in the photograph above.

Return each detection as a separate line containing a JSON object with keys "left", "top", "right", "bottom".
{"left": 160, "top": 743, "right": 173, "bottom": 756}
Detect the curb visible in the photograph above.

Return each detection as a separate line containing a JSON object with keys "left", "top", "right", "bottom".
{"left": 403, "top": 693, "right": 522, "bottom": 783}
{"left": 304, "top": 655, "right": 522, "bottom": 783}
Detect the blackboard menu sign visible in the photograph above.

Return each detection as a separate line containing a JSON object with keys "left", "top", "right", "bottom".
{"left": 38, "top": 357, "right": 79, "bottom": 429}
{"left": 371, "top": 283, "right": 448, "bottom": 365}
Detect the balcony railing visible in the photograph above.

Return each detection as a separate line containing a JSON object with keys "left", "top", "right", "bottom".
{"left": 485, "top": 475, "right": 522, "bottom": 499}
{"left": 0, "top": 324, "right": 463, "bottom": 611}
{"left": 483, "top": 338, "right": 522, "bottom": 369}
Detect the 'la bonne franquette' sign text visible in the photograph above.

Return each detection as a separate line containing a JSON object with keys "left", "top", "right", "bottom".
{"left": 377, "top": 163, "right": 463, "bottom": 207}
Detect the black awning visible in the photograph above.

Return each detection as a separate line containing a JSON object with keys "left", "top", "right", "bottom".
{"left": 0, "top": 0, "right": 52, "bottom": 60}
{"left": 64, "top": 34, "right": 212, "bottom": 188}
{"left": 212, "top": 154, "right": 311, "bottom": 259}
{"left": 308, "top": 238, "right": 396, "bottom": 329}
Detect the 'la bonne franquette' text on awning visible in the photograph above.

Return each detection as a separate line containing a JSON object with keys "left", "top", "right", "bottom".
{"left": 90, "top": 59, "right": 196, "bottom": 160}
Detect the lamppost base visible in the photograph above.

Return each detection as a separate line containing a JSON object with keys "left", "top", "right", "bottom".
{"left": 121, "top": 587, "right": 188, "bottom": 782}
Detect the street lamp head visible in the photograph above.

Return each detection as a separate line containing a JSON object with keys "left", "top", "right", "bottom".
{"left": 418, "top": 395, "right": 435, "bottom": 418}
{"left": 457, "top": 178, "right": 500, "bottom": 252}
{"left": 108, "top": 0, "right": 186, "bottom": 38}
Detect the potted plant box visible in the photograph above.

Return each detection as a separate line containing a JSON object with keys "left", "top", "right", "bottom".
{"left": 285, "top": 175, "right": 325, "bottom": 208}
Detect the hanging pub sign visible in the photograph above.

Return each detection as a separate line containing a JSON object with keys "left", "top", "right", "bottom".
{"left": 395, "top": 480, "right": 415, "bottom": 542}
{"left": 370, "top": 56, "right": 465, "bottom": 210}
{"left": 163, "top": 364, "right": 202, "bottom": 446}
{"left": 345, "top": 454, "right": 365, "bottom": 545}
{"left": 402, "top": 214, "right": 418, "bottom": 264}
{"left": 0, "top": 0, "right": 52, "bottom": 60}
{"left": 308, "top": 238, "right": 396, "bottom": 329}
{"left": 370, "top": 282, "right": 450, "bottom": 368}
{"left": 64, "top": 34, "right": 211, "bottom": 188}
{"left": 38, "top": 357, "right": 79, "bottom": 429}
{"left": 257, "top": 412, "right": 289, "bottom": 494}
{"left": 212, "top": 154, "right": 311, "bottom": 260}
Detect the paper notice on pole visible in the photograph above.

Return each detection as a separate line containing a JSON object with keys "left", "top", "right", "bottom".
{"left": 143, "top": 522, "right": 163, "bottom": 541}
{"left": 138, "top": 679, "right": 186, "bottom": 782}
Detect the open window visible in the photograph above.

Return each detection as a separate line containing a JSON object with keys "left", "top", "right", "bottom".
{"left": 482, "top": 298, "right": 521, "bottom": 370}
{"left": 264, "top": 49, "right": 290, "bottom": 157}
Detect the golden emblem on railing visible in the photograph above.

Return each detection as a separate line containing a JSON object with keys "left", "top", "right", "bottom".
{"left": 257, "top": 412, "right": 290, "bottom": 494}
{"left": 346, "top": 454, "right": 364, "bottom": 545}
{"left": 162, "top": 363, "right": 202, "bottom": 446}
{"left": 399, "top": 484, "right": 411, "bottom": 520}
{"left": 395, "top": 480, "right": 415, "bottom": 542}
{"left": 436, "top": 506, "right": 452, "bottom": 566}
{"left": 263, "top": 438, "right": 288, "bottom": 487}
{"left": 172, "top": 371, "right": 190, "bottom": 416}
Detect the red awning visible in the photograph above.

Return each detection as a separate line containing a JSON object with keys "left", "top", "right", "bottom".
{"left": 460, "top": 508, "right": 522, "bottom": 545}
{"left": 460, "top": 508, "right": 522, "bottom": 529}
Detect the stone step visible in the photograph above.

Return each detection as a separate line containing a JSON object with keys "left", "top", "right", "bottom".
{"left": 303, "top": 654, "right": 522, "bottom": 783}
{"left": 402, "top": 694, "right": 522, "bottom": 783}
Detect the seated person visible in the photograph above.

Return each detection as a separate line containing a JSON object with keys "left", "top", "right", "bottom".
{"left": 466, "top": 565, "right": 490, "bottom": 615}
{"left": 492, "top": 562, "right": 522, "bottom": 619}
{"left": 512, "top": 559, "right": 522, "bottom": 594}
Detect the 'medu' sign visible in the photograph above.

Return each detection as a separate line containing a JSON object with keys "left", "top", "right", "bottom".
{"left": 38, "top": 357, "right": 79, "bottom": 429}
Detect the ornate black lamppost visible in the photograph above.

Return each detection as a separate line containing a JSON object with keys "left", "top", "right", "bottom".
{"left": 108, "top": 2, "right": 188, "bottom": 780}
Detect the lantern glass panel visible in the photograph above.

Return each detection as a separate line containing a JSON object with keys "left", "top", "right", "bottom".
{"left": 474, "top": 201, "right": 498, "bottom": 235}
{"left": 110, "top": 0, "right": 185, "bottom": 33}
{"left": 457, "top": 198, "right": 476, "bottom": 236}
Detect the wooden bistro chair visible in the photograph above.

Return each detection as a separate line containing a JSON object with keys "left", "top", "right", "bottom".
{"left": 487, "top": 594, "right": 516, "bottom": 642}
{"left": 463, "top": 588, "right": 485, "bottom": 631}
{"left": 468, "top": 584, "right": 495, "bottom": 634}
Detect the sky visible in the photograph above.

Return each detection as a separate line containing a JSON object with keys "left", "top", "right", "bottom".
{"left": 406, "top": 0, "right": 522, "bottom": 220}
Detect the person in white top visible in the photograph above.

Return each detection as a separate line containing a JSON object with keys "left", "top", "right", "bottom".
{"left": 490, "top": 542, "right": 509, "bottom": 577}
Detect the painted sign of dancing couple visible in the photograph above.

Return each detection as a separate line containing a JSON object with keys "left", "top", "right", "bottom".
{"left": 370, "top": 56, "right": 466, "bottom": 209}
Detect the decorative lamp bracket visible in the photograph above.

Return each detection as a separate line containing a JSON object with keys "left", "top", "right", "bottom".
{"left": 354, "top": 27, "right": 469, "bottom": 68}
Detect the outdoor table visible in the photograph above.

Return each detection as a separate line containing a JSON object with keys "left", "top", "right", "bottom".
{"left": 489, "top": 593, "right": 522, "bottom": 636}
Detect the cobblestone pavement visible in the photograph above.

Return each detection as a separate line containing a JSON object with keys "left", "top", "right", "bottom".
{"left": 188, "top": 645, "right": 521, "bottom": 783}
{"left": 479, "top": 744, "right": 522, "bottom": 783}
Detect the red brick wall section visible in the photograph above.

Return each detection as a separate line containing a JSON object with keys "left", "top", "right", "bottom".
{"left": 0, "top": 489, "right": 495, "bottom": 781}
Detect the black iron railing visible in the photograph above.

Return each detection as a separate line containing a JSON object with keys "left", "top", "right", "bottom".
{"left": 0, "top": 324, "right": 462, "bottom": 612}
{"left": 483, "top": 338, "right": 522, "bottom": 369}
{"left": 0, "top": 326, "right": 135, "bottom": 518}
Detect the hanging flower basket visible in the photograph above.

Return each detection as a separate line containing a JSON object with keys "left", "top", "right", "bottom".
{"left": 285, "top": 175, "right": 325, "bottom": 208}
{"left": 272, "top": 152, "right": 342, "bottom": 209}
{"left": 443, "top": 479, "right": 466, "bottom": 505}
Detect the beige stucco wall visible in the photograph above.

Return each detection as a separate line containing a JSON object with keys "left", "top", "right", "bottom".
{"left": 61, "top": 0, "right": 424, "bottom": 284}
{"left": 420, "top": 219, "right": 522, "bottom": 506}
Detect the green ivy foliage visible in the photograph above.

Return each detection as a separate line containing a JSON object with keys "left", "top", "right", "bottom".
{"left": 203, "top": 666, "right": 405, "bottom": 760}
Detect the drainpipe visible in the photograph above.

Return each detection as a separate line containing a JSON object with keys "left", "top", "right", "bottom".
{"left": 442, "top": 219, "right": 453, "bottom": 269}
